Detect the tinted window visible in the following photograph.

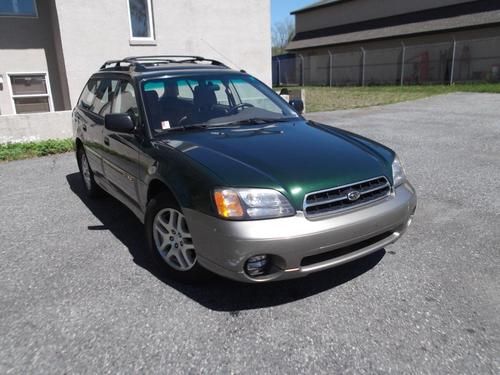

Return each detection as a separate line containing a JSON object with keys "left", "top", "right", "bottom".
{"left": 78, "top": 79, "right": 117, "bottom": 116}
{"left": 112, "top": 81, "right": 140, "bottom": 124}
{"left": 141, "top": 74, "right": 298, "bottom": 132}
{"left": 231, "top": 79, "right": 282, "bottom": 114}
{"left": 178, "top": 80, "right": 196, "bottom": 100}
{"left": 78, "top": 79, "right": 97, "bottom": 112}
{"left": 93, "top": 80, "right": 118, "bottom": 116}
{"left": 144, "top": 81, "right": 164, "bottom": 97}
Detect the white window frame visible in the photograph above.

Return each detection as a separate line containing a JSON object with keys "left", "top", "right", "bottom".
{"left": 6, "top": 72, "right": 54, "bottom": 114}
{"left": 127, "top": 0, "right": 155, "bottom": 44}
{"left": 0, "top": 0, "right": 38, "bottom": 18}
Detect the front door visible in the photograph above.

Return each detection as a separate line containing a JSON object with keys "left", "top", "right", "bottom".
{"left": 76, "top": 78, "right": 116, "bottom": 178}
{"left": 102, "top": 80, "right": 141, "bottom": 206}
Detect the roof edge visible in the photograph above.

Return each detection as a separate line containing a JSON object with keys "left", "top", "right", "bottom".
{"left": 291, "top": 0, "right": 351, "bottom": 15}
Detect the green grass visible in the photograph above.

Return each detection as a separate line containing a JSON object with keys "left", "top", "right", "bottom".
{"left": 0, "top": 139, "right": 74, "bottom": 162}
{"left": 280, "top": 83, "right": 500, "bottom": 112}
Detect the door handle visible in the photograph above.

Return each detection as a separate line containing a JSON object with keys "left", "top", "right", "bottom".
{"left": 104, "top": 136, "right": 110, "bottom": 146}
{"left": 82, "top": 124, "right": 87, "bottom": 132}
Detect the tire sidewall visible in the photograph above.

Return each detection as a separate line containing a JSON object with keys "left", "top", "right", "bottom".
{"left": 77, "top": 147, "right": 101, "bottom": 198}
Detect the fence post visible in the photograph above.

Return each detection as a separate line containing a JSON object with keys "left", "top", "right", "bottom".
{"left": 328, "top": 50, "right": 334, "bottom": 87}
{"left": 361, "top": 47, "right": 366, "bottom": 86}
{"left": 298, "top": 54, "right": 305, "bottom": 86}
{"left": 450, "top": 38, "right": 457, "bottom": 85}
{"left": 400, "top": 41, "right": 406, "bottom": 86}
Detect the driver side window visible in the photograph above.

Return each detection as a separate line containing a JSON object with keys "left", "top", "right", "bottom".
{"left": 112, "top": 81, "right": 140, "bottom": 125}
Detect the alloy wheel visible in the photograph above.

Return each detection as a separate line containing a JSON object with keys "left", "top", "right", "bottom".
{"left": 153, "top": 208, "right": 197, "bottom": 271}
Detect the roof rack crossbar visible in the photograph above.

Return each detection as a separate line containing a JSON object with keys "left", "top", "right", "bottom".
{"left": 99, "top": 55, "right": 228, "bottom": 71}
{"left": 100, "top": 59, "right": 125, "bottom": 70}
{"left": 124, "top": 55, "right": 205, "bottom": 61}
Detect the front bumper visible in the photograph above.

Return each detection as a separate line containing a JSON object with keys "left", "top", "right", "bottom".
{"left": 184, "top": 182, "right": 417, "bottom": 283}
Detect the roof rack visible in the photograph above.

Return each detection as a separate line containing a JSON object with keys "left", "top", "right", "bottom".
{"left": 99, "top": 55, "right": 229, "bottom": 71}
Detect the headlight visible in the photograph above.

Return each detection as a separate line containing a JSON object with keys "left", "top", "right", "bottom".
{"left": 213, "top": 188, "right": 295, "bottom": 220}
{"left": 392, "top": 155, "right": 407, "bottom": 187}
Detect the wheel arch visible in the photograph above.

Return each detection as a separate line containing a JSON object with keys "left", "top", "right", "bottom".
{"left": 75, "top": 137, "right": 84, "bottom": 149}
{"left": 147, "top": 179, "right": 179, "bottom": 206}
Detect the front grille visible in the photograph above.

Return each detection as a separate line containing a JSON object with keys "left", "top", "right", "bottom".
{"left": 304, "top": 176, "right": 391, "bottom": 217}
{"left": 300, "top": 231, "right": 393, "bottom": 267}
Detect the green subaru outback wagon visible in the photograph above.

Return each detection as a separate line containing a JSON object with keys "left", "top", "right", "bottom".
{"left": 73, "top": 56, "right": 417, "bottom": 283}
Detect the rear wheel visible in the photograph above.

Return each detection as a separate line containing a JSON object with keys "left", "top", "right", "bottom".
{"left": 77, "top": 147, "right": 102, "bottom": 198}
{"left": 145, "top": 192, "right": 210, "bottom": 282}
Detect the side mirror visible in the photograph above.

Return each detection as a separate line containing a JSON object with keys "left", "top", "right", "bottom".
{"left": 289, "top": 99, "right": 304, "bottom": 115}
{"left": 104, "top": 113, "right": 135, "bottom": 133}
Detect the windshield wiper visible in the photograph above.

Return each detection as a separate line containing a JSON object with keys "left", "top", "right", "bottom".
{"left": 155, "top": 123, "right": 208, "bottom": 133}
{"left": 155, "top": 117, "right": 296, "bottom": 135}
{"left": 207, "top": 117, "right": 294, "bottom": 128}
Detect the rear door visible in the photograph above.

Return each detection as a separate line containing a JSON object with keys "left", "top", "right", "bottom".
{"left": 101, "top": 79, "right": 142, "bottom": 206}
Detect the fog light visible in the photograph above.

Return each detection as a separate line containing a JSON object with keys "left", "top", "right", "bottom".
{"left": 245, "top": 255, "right": 270, "bottom": 277}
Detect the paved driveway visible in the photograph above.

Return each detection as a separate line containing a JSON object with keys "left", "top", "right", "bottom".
{"left": 1, "top": 93, "right": 499, "bottom": 373}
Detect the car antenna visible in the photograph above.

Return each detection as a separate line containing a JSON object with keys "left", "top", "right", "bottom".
{"left": 200, "top": 37, "right": 242, "bottom": 70}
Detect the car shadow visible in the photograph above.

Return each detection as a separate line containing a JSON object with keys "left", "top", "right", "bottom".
{"left": 66, "top": 172, "right": 386, "bottom": 312}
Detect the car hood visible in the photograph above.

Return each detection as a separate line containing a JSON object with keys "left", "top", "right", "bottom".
{"left": 155, "top": 120, "right": 394, "bottom": 209}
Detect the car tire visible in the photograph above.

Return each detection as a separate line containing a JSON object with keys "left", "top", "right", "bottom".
{"left": 145, "top": 192, "right": 210, "bottom": 283}
{"left": 77, "top": 147, "right": 103, "bottom": 198}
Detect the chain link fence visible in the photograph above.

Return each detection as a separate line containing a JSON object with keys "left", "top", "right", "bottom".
{"left": 272, "top": 36, "right": 500, "bottom": 86}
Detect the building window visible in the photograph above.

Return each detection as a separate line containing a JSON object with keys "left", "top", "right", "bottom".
{"left": 127, "top": 0, "right": 154, "bottom": 41}
{"left": 8, "top": 73, "right": 53, "bottom": 114}
{"left": 0, "top": 0, "right": 37, "bottom": 17}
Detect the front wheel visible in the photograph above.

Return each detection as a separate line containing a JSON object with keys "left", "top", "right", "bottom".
{"left": 145, "top": 193, "right": 210, "bottom": 283}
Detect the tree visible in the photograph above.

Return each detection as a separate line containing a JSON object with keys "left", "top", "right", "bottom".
{"left": 272, "top": 17, "right": 295, "bottom": 56}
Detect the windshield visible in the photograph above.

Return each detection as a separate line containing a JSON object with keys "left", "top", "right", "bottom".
{"left": 141, "top": 74, "right": 298, "bottom": 133}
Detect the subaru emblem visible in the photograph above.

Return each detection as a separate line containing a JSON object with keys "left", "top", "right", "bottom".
{"left": 347, "top": 190, "right": 361, "bottom": 201}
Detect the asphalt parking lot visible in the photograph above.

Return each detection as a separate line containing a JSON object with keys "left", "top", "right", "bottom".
{"left": 1, "top": 93, "right": 499, "bottom": 373}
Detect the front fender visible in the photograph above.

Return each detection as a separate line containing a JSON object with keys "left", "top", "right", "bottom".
{"left": 139, "top": 142, "right": 224, "bottom": 218}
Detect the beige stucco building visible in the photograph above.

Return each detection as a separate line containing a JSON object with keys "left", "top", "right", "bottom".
{"left": 0, "top": 0, "right": 271, "bottom": 119}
